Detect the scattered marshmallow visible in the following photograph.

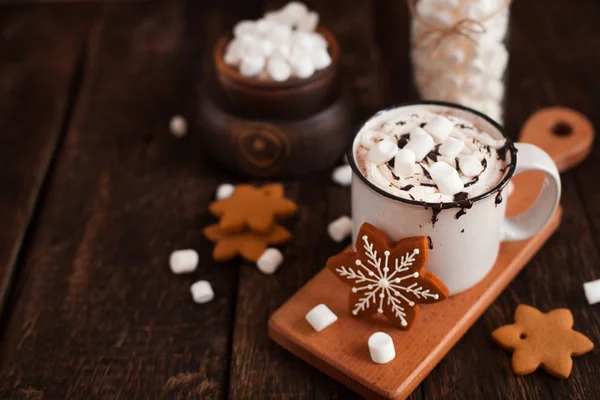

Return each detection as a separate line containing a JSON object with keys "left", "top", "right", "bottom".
{"left": 257, "top": 248, "right": 283, "bottom": 275}
{"left": 368, "top": 332, "right": 395, "bottom": 364}
{"left": 430, "top": 161, "right": 464, "bottom": 196}
{"left": 367, "top": 140, "right": 398, "bottom": 164}
{"left": 266, "top": 56, "right": 292, "bottom": 81}
{"left": 404, "top": 130, "right": 434, "bottom": 162}
{"left": 190, "top": 280, "right": 214, "bottom": 304}
{"left": 424, "top": 115, "right": 454, "bottom": 142}
{"left": 169, "top": 249, "right": 198, "bottom": 274}
{"left": 331, "top": 164, "right": 352, "bottom": 186}
{"left": 393, "top": 149, "right": 416, "bottom": 177}
{"left": 459, "top": 155, "right": 484, "bottom": 177}
{"left": 239, "top": 55, "right": 266, "bottom": 77}
{"left": 169, "top": 115, "right": 188, "bottom": 138}
{"left": 439, "top": 138, "right": 464, "bottom": 157}
{"left": 305, "top": 304, "right": 338, "bottom": 332}
{"left": 328, "top": 216, "right": 352, "bottom": 242}
{"left": 216, "top": 183, "right": 235, "bottom": 200}
{"left": 584, "top": 279, "right": 600, "bottom": 305}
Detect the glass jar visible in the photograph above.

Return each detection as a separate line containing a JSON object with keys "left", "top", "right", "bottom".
{"left": 410, "top": 0, "right": 510, "bottom": 124}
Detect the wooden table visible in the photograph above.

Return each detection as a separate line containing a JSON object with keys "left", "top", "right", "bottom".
{"left": 0, "top": 1, "right": 599, "bottom": 399}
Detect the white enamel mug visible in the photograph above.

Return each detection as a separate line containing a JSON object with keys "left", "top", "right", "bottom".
{"left": 348, "top": 102, "right": 561, "bottom": 295}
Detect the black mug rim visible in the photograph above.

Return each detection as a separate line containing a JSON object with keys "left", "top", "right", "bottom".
{"left": 346, "top": 100, "right": 517, "bottom": 209}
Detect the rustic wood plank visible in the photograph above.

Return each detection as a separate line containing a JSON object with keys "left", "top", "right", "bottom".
{"left": 227, "top": 1, "right": 414, "bottom": 399}
{"left": 0, "top": 1, "right": 239, "bottom": 398}
{"left": 419, "top": 0, "right": 600, "bottom": 399}
{"left": 0, "top": 5, "right": 95, "bottom": 316}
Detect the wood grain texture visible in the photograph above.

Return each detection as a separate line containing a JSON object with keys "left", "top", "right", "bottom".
{"left": 0, "top": 0, "right": 599, "bottom": 399}
{"left": 0, "top": 4, "right": 95, "bottom": 316}
{"left": 0, "top": 1, "right": 236, "bottom": 398}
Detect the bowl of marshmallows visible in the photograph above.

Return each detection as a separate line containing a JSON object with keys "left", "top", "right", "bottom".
{"left": 213, "top": 2, "right": 340, "bottom": 118}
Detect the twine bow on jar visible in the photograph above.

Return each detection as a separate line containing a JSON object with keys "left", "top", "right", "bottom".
{"left": 408, "top": 0, "right": 512, "bottom": 50}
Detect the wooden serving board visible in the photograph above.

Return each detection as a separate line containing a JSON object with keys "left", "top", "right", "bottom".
{"left": 269, "top": 108, "right": 594, "bottom": 400}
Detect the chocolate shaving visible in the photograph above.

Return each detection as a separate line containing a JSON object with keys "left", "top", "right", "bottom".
{"left": 464, "top": 177, "right": 479, "bottom": 188}
{"left": 457, "top": 123, "right": 473, "bottom": 130}
{"left": 453, "top": 192, "right": 469, "bottom": 202}
{"left": 419, "top": 122, "right": 426, "bottom": 128}
{"left": 397, "top": 133, "right": 410, "bottom": 149}
{"left": 409, "top": 194, "right": 416, "bottom": 201}
{"left": 427, "top": 236, "right": 433, "bottom": 250}
{"left": 430, "top": 203, "right": 443, "bottom": 226}
{"left": 461, "top": 229, "right": 465, "bottom": 233}
{"left": 400, "top": 184, "right": 414, "bottom": 191}
{"left": 420, "top": 164, "right": 432, "bottom": 180}
{"left": 421, "top": 183, "right": 437, "bottom": 188}
{"left": 387, "top": 164, "right": 400, "bottom": 180}
{"left": 481, "top": 158, "right": 488, "bottom": 172}
{"left": 396, "top": 121, "right": 406, "bottom": 126}
{"left": 455, "top": 209, "right": 467, "bottom": 219}
{"left": 495, "top": 190, "right": 503, "bottom": 206}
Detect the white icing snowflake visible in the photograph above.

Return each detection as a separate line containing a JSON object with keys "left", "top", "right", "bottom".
{"left": 327, "top": 223, "right": 448, "bottom": 329}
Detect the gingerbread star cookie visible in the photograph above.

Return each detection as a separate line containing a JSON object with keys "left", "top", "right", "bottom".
{"left": 492, "top": 305, "right": 594, "bottom": 378}
{"left": 209, "top": 184, "right": 297, "bottom": 234}
{"left": 203, "top": 223, "right": 292, "bottom": 262}
{"left": 326, "top": 223, "right": 448, "bottom": 329}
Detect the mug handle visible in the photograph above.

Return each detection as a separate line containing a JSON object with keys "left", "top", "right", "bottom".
{"left": 502, "top": 143, "right": 561, "bottom": 241}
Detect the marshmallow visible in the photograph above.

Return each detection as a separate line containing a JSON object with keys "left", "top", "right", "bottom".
{"left": 266, "top": 23, "right": 293, "bottom": 44}
{"left": 305, "top": 304, "right": 338, "bottom": 332}
{"left": 367, "top": 139, "right": 398, "bottom": 164}
{"left": 424, "top": 115, "right": 453, "bottom": 142}
{"left": 381, "top": 121, "right": 396, "bottom": 134}
{"left": 459, "top": 155, "right": 484, "bottom": 177}
{"left": 360, "top": 129, "right": 383, "bottom": 149}
{"left": 439, "top": 138, "right": 464, "bottom": 157}
{"left": 190, "top": 280, "right": 214, "bottom": 304}
{"left": 444, "top": 48, "right": 466, "bottom": 66}
{"left": 256, "top": 248, "right": 283, "bottom": 275}
{"left": 296, "top": 11, "right": 319, "bottom": 32}
{"left": 266, "top": 56, "right": 292, "bottom": 81}
{"left": 255, "top": 19, "right": 277, "bottom": 37}
{"left": 404, "top": 130, "right": 434, "bottom": 162}
{"left": 233, "top": 20, "right": 255, "bottom": 37}
{"left": 283, "top": 1, "right": 309, "bottom": 21}
{"left": 169, "top": 115, "right": 187, "bottom": 138}
{"left": 430, "top": 162, "right": 464, "bottom": 196}
{"left": 271, "top": 43, "right": 291, "bottom": 59}
{"left": 216, "top": 183, "right": 235, "bottom": 200}
{"left": 394, "top": 149, "right": 416, "bottom": 177}
{"left": 331, "top": 164, "right": 352, "bottom": 186}
{"left": 583, "top": 279, "right": 600, "bottom": 305}
{"left": 289, "top": 52, "right": 315, "bottom": 78}
{"left": 328, "top": 216, "right": 352, "bottom": 242}
{"left": 368, "top": 332, "right": 395, "bottom": 364}
{"left": 485, "top": 79, "right": 505, "bottom": 100}
{"left": 169, "top": 249, "right": 198, "bottom": 274}
{"left": 292, "top": 31, "right": 320, "bottom": 51}
{"left": 239, "top": 55, "right": 265, "bottom": 77}
{"left": 310, "top": 48, "right": 332, "bottom": 70}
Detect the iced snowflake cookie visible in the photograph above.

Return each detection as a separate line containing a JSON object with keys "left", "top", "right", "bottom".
{"left": 326, "top": 223, "right": 448, "bottom": 329}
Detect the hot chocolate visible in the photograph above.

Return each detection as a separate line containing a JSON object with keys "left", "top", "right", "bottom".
{"left": 354, "top": 106, "right": 511, "bottom": 203}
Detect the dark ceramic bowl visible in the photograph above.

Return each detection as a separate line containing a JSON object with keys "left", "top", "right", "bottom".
{"left": 213, "top": 27, "right": 341, "bottom": 119}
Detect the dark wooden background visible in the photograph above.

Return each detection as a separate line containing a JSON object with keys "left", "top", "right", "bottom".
{"left": 1, "top": 0, "right": 600, "bottom": 399}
